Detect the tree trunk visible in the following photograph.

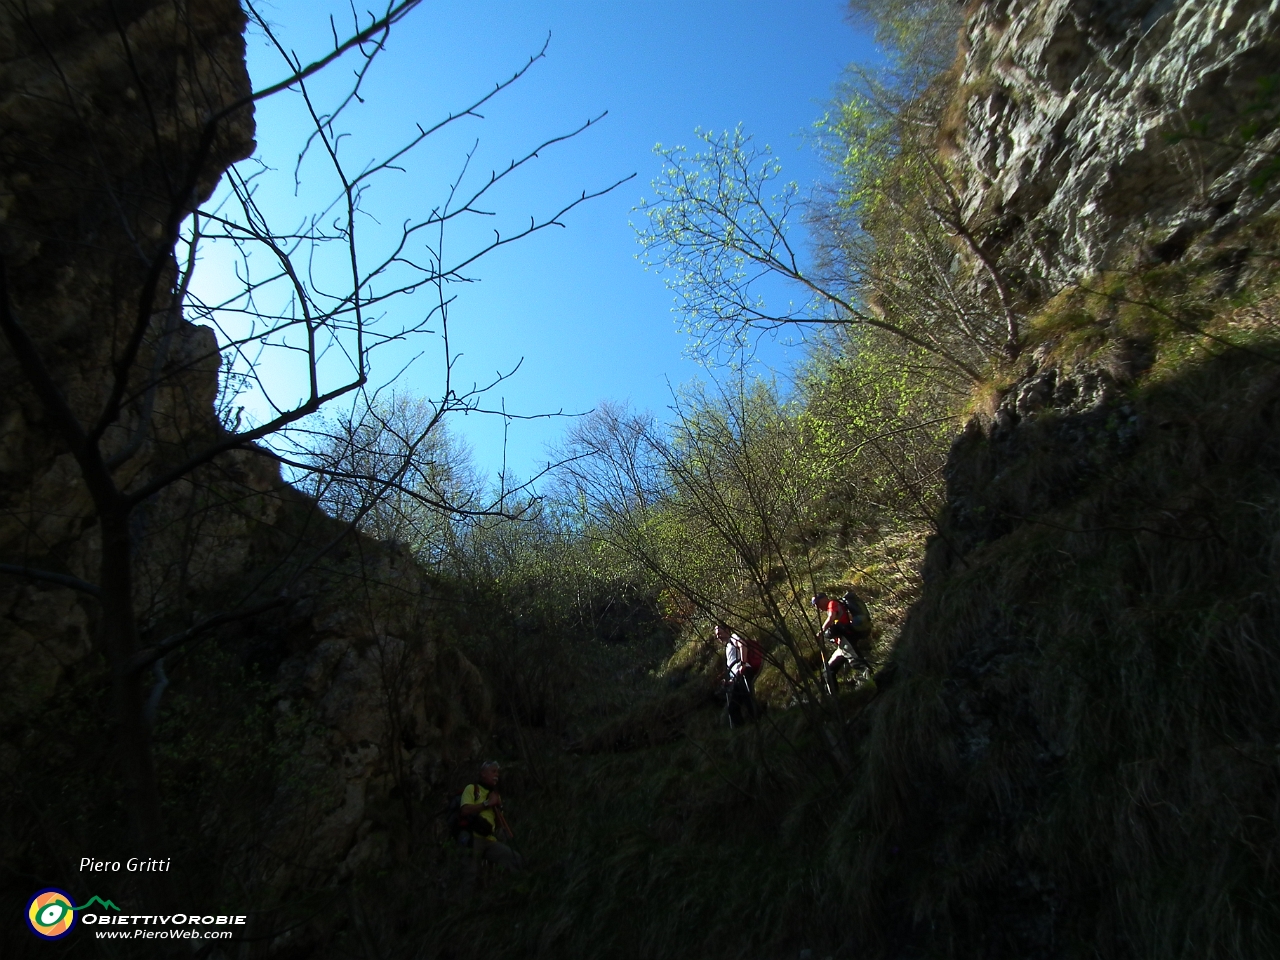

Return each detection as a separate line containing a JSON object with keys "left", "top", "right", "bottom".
{"left": 99, "top": 507, "right": 169, "bottom": 901}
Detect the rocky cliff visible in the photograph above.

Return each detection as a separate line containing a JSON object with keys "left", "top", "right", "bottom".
{"left": 849, "top": 1, "right": 1280, "bottom": 955}
{"left": 0, "top": 3, "right": 490, "bottom": 951}
{"left": 0, "top": 0, "right": 255, "bottom": 729}
{"left": 953, "top": 0, "right": 1280, "bottom": 293}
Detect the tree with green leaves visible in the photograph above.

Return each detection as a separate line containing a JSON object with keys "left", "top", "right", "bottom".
{"left": 635, "top": 0, "right": 1027, "bottom": 381}
{"left": 559, "top": 382, "right": 856, "bottom": 722}
{"left": 636, "top": 125, "right": 990, "bottom": 380}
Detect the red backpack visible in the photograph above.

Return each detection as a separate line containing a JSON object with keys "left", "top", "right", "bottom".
{"left": 742, "top": 636, "right": 764, "bottom": 673}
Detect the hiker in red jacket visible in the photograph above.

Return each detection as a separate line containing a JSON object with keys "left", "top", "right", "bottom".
{"left": 812, "top": 593, "right": 872, "bottom": 693}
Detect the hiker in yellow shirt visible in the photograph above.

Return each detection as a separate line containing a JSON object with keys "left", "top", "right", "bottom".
{"left": 458, "top": 760, "right": 522, "bottom": 893}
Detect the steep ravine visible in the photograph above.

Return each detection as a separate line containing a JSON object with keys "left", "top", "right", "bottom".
{"left": 2, "top": 0, "right": 1280, "bottom": 958}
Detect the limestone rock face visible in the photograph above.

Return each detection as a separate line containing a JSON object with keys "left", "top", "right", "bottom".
{"left": 954, "top": 0, "right": 1280, "bottom": 289}
{"left": 267, "top": 613, "right": 492, "bottom": 881}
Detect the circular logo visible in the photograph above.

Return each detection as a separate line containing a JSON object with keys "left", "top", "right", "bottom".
{"left": 26, "top": 889, "right": 77, "bottom": 940}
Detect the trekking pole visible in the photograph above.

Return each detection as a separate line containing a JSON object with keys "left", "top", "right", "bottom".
{"left": 494, "top": 806, "right": 514, "bottom": 840}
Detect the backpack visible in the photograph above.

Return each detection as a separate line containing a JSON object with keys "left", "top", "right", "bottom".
{"left": 839, "top": 590, "right": 872, "bottom": 637}
{"left": 444, "top": 785, "right": 494, "bottom": 839}
{"left": 445, "top": 788, "right": 466, "bottom": 836}
{"left": 742, "top": 636, "right": 764, "bottom": 673}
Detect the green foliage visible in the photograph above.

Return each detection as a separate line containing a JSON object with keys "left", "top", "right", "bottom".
{"left": 800, "top": 330, "right": 958, "bottom": 529}
{"left": 845, "top": 0, "right": 964, "bottom": 87}
{"left": 632, "top": 0, "right": 1013, "bottom": 383}
{"left": 635, "top": 126, "right": 805, "bottom": 362}
{"left": 814, "top": 85, "right": 897, "bottom": 217}
{"left": 553, "top": 369, "right": 944, "bottom": 743}
{"left": 560, "top": 380, "right": 847, "bottom": 696}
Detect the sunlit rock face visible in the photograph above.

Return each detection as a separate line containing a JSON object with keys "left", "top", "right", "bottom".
{"left": 938, "top": 0, "right": 1280, "bottom": 565}
{"left": 953, "top": 0, "right": 1280, "bottom": 290}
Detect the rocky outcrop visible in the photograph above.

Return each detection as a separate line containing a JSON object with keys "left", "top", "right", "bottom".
{"left": 0, "top": 0, "right": 256, "bottom": 725}
{"left": 862, "top": 303, "right": 1280, "bottom": 956}
{"left": 0, "top": 2, "right": 491, "bottom": 941}
{"left": 953, "top": 0, "right": 1280, "bottom": 291}
{"left": 848, "top": 3, "right": 1280, "bottom": 955}
{"left": 929, "top": 338, "right": 1150, "bottom": 572}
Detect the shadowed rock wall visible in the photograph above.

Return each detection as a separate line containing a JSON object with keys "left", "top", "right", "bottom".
{"left": 0, "top": 6, "right": 491, "bottom": 952}
{"left": 846, "top": 2, "right": 1280, "bottom": 955}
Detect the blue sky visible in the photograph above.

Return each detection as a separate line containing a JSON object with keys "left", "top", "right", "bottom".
{"left": 220, "top": 0, "right": 877, "bottom": 485}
